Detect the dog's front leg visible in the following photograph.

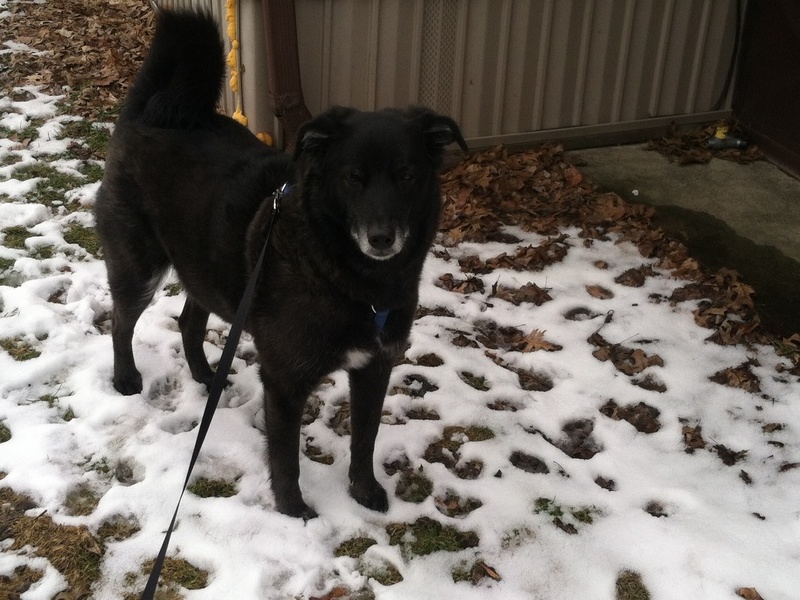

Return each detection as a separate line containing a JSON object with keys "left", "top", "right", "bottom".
{"left": 347, "top": 350, "right": 393, "bottom": 512}
{"left": 263, "top": 382, "right": 317, "bottom": 519}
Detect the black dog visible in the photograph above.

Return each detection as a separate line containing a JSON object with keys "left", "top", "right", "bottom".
{"left": 95, "top": 10, "right": 466, "bottom": 518}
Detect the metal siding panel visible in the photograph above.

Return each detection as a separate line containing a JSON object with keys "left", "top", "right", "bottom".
{"left": 374, "top": 0, "right": 421, "bottom": 108}
{"left": 622, "top": 1, "right": 662, "bottom": 120}
{"left": 164, "top": 0, "right": 739, "bottom": 145}
{"left": 659, "top": 1, "right": 705, "bottom": 115}
{"left": 530, "top": 0, "right": 554, "bottom": 131}
{"left": 459, "top": 0, "right": 507, "bottom": 138}
{"left": 697, "top": 0, "right": 739, "bottom": 111}
{"left": 502, "top": 0, "right": 537, "bottom": 135}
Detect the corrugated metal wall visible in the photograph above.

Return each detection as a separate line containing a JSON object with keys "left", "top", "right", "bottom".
{"left": 159, "top": 0, "right": 740, "bottom": 147}
{"left": 295, "top": 0, "right": 739, "bottom": 146}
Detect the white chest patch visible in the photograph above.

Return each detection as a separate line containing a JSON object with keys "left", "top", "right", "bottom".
{"left": 342, "top": 348, "right": 374, "bottom": 370}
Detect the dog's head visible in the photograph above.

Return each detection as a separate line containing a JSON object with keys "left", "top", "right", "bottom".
{"left": 294, "top": 107, "right": 467, "bottom": 262}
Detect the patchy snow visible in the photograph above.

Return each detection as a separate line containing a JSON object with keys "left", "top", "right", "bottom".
{"left": 2, "top": 88, "right": 800, "bottom": 600}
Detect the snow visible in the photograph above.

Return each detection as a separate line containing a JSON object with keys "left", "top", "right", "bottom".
{"left": 2, "top": 72, "right": 800, "bottom": 600}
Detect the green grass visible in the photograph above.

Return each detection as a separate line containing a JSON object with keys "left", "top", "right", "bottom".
{"left": 464, "top": 425, "right": 495, "bottom": 441}
{"left": 64, "top": 486, "right": 100, "bottom": 516}
{"left": 0, "top": 121, "right": 41, "bottom": 142}
{"left": 459, "top": 371, "right": 491, "bottom": 391}
{"left": 0, "top": 422, "right": 11, "bottom": 443}
{"left": 2, "top": 226, "right": 30, "bottom": 249}
{"left": 435, "top": 490, "right": 483, "bottom": 518}
{"left": 79, "top": 161, "right": 104, "bottom": 183}
{"left": 0, "top": 256, "right": 17, "bottom": 286}
{"left": 139, "top": 557, "right": 208, "bottom": 592}
{"left": 2, "top": 487, "right": 105, "bottom": 590}
{"left": 188, "top": 477, "right": 237, "bottom": 498}
{"left": 335, "top": 537, "right": 377, "bottom": 558}
{"left": 61, "top": 119, "right": 111, "bottom": 159}
{"left": 452, "top": 559, "right": 502, "bottom": 585}
{"left": 534, "top": 497, "right": 601, "bottom": 533}
{"left": 386, "top": 517, "right": 479, "bottom": 557}
{"left": 11, "top": 163, "right": 84, "bottom": 207}
{"left": 363, "top": 560, "right": 403, "bottom": 586}
{"left": 97, "top": 515, "right": 141, "bottom": 542}
{"left": 616, "top": 571, "right": 651, "bottom": 600}
{"left": 31, "top": 244, "right": 55, "bottom": 259}
{"left": 395, "top": 470, "right": 434, "bottom": 503}
{"left": 159, "top": 558, "right": 208, "bottom": 590}
{"left": 0, "top": 337, "right": 41, "bottom": 361}
{"left": 63, "top": 222, "right": 101, "bottom": 257}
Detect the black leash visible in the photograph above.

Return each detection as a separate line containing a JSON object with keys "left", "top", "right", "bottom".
{"left": 140, "top": 184, "right": 286, "bottom": 600}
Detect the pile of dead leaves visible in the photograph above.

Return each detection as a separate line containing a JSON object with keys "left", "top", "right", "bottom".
{"left": 645, "top": 121, "right": 763, "bottom": 165}
{"left": 2, "top": 0, "right": 154, "bottom": 118}
{"left": 440, "top": 145, "right": 783, "bottom": 352}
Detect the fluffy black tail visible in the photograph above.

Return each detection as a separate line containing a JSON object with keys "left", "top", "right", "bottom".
{"left": 120, "top": 10, "right": 224, "bottom": 128}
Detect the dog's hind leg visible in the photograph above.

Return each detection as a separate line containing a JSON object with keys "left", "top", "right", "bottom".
{"left": 177, "top": 297, "right": 217, "bottom": 389}
{"left": 107, "top": 265, "right": 165, "bottom": 395}
{"left": 347, "top": 352, "right": 393, "bottom": 512}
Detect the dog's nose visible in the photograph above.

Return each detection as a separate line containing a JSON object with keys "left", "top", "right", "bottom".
{"left": 368, "top": 226, "right": 396, "bottom": 251}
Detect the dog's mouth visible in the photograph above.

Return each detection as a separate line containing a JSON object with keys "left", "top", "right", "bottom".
{"left": 352, "top": 225, "right": 408, "bottom": 261}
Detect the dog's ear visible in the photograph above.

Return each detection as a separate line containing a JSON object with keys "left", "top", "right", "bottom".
{"left": 409, "top": 107, "right": 468, "bottom": 155}
{"left": 294, "top": 106, "right": 355, "bottom": 160}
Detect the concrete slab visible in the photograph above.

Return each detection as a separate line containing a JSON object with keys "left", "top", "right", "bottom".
{"left": 568, "top": 144, "right": 800, "bottom": 336}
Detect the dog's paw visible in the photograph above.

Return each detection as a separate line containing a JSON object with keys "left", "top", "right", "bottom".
{"left": 276, "top": 499, "right": 318, "bottom": 521}
{"left": 113, "top": 371, "right": 143, "bottom": 396}
{"left": 350, "top": 479, "right": 389, "bottom": 513}
{"left": 195, "top": 371, "right": 232, "bottom": 392}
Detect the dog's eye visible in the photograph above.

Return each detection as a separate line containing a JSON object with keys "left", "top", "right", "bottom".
{"left": 343, "top": 168, "right": 364, "bottom": 187}
{"left": 398, "top": 168, "right": 416, "bottom": 184}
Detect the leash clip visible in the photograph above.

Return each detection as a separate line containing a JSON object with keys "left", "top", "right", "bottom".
{"left": 272, "top": 182, "right": 289, "bottom": 215}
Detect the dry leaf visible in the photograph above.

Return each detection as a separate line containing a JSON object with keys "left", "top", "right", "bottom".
{"left": 586, "top": 284, "right": 614, "bottom": 299}
{"left": 520, "top": 329, "right": 562, "bottom": 353}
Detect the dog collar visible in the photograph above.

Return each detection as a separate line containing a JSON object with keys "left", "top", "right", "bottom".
{"left": 372, "top": 306, "right": 390, "bottom": 332}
